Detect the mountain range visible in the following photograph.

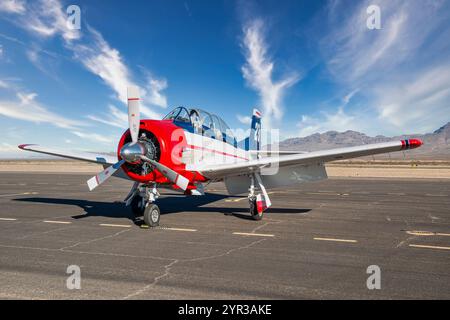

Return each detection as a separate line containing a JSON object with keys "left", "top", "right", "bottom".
{"left": 277, "top": 122, "right": 450, "bottom": 160}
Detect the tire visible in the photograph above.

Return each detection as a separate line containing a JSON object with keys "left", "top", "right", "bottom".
{"left": 250, "top": 199, "right": 263, "bottom": 221}
{"left": 130, "top": 195, "right": 145, "bottom": 217}
{"left": 144, "top": 204, "right": 160, "bottom": 227}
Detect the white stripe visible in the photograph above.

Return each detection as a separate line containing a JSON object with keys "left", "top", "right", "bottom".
{"left": 99, "top": 223, "right": 131, "bottom": 228}
{"left": 233, "top": 232, "right": 275, "bottom": 237}
{"left": 0, "top": 218, "right": 17, "bottom": 221}
{"left": 314, "top": 237, "right": 358, "bottom": 243}
{"left": 165, "top": 227, "right": 197, "bottom": 232}
{"left": 43, "top": 220, "right": 72, "bottom": 224}
{"left": 409, "top": 244, "right": 450, "bottom": 250}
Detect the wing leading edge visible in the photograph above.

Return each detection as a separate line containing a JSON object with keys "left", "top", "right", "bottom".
{"left": 195, "top": 139, "right": 423, "bottom": 180}
{"left": 18, "top": 144, "right": 118, "bottom": 165}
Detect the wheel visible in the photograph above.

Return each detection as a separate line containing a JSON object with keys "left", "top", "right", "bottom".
{"left": 130, "top": 195, "right": 145, "bottom": 217}
{"left": 249, "top": 198, "right": 263, "bottom": 221}
{"left": 144, "top": 204, "right": 160, "bottom": 227}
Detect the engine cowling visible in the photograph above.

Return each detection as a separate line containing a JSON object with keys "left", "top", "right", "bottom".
{"left": 117, "top": 120, "right": 188, "bottom": 184}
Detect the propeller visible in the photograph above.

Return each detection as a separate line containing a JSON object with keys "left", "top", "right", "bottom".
{"left": 86, "top": 86, "right": 190, "bottom": 191}
{"left": 127, "top": 86, "right": 140, "bottom": 144}
{"left": 140, "top": 155, "right": 189, "bottom": 190}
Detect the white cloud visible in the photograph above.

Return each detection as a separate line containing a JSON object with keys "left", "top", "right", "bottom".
{"left": 3, "top": 0, "right": 166, "bottom": 121}
{"left": 237, "top": 114, "right": 252, "bottom": 125}
{"left": 0, "top": 0, "right": 25, "bottom": 14}
{"left": 68, "top": 28, "right": 163, "bottom": 119}
{"left": 87, "top": 104, "right": 128, "bottom": 128}
{"left": 0, "top": 91, "right": 85, "bottom": 129}
{"left": 145, "top": 76, "right": 168, "bottom": 108}
{"left": 22, "top": 0, "right": 80, "bottom": 42}
{"left": 71, "top": 131, "right": 114, "bottom": 144}
{"left": 0, "top": 79, "right": 10, "bottom": 89}
{"left": 297, "top": 107, "right": 357, "bottom": 137}
{"left": 307, "top": 0, "right": 450, "bottom": 136}
{"left": 241, "top": 19, "right": 299, "bottom": 129}
{"left": 374, "top": 64, "right": 450, "bottom": 132}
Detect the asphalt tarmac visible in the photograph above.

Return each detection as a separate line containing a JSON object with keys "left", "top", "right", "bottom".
{"left": 0, "top": 172, "right": 449, "bottom": 299}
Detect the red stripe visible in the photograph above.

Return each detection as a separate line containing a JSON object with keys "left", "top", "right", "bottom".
{"left": 128, "top": 98, "right": 139, "bottom": 101}
{"left": 187, "top": 144, "right": 249, "bottom": 161}
{"left": 401, "top": 140, "right": 406, "bottom": 150}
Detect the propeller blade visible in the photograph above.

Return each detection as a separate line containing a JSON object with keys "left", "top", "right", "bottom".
{"left": 127, "top": 86, "right": 140, "bottom": 144}
{"left": 87, "top": 160, "right": 125, "bottom": 191}
{"left": 140, "top": 156, "right": 189, "bottom": 190}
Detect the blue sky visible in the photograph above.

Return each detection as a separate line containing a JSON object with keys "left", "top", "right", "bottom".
{"left": 0, "top": 0, "right": 449, "bottom": 157}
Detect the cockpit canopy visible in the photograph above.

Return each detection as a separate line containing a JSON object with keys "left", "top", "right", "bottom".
{"left": 163, "top": 107, "right": 236, "bottom": 146}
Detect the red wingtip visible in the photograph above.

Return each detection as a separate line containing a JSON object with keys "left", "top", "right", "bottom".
{"left": 409, "top": 139, "right": 423, "bottom": 149}
{"left": 18, "top": 144, "right": 35, "bottom": 150}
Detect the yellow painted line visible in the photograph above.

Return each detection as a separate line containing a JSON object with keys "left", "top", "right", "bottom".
{"left": 0, "top": 218, "right": 17, "bottom": 221}
{"left": 233, "top": 232, "right": 275, "bottom": 237}
{"left": 99, "top": 223, "right": 132, "bottom": 228}
{"left": 314, "top": 237, "right": 358, "bottom": 243}
{"left": 306, "top": 192, "right": 340, "bottom": 196}
{"left": 225, "top": 197, "right": 247, "bottom": 203}
{"left": 409, "top": 244, "right": 450, "bottom": 251}
{"left": 43, "top": 220, "right": 72, "bottom": 224}
{"left": 406, "top": 231, "right": 450, "bottom": 237}
{"left": 0, "top": 191, "right": 38, "bottom": 198}
{"left": 165, "top": 227, "right": 197, "bottom": 232}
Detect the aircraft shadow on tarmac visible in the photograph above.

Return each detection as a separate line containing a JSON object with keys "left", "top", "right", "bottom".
{"left": 14, "top": 193, "right": 311, "bottom": 224}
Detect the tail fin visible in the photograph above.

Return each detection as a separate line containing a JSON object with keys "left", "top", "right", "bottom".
{"left": 238, "top": 108, "right": 262, "bottom": 157}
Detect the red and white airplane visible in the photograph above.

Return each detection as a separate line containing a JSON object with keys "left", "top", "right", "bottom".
{"left": 19, "top": 86, "right": 423, "bottom": 226}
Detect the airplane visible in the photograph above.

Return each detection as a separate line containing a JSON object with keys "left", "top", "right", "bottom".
{"left": 18, "top": 86, "right": 423, "bottom": 227}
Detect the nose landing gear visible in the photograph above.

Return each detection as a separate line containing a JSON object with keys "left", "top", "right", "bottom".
{"left": 125, "top": 182, "right": 161, "bottom": 227}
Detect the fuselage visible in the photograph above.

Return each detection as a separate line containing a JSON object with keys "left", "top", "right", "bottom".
{"left": 117, "top": 108, "right": 248, "bottom": 191}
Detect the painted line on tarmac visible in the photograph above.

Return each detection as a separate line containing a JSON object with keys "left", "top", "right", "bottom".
{"left": 164, "top": 227, "right": 197, "bottom": 232}
{"left": 0, "top": 191, "right": 38, "bottom": 198}
{"left": 225, "top": 198, "right": 247, "bottom": 203}
{"left": 0, "top": 218, "right": 17, "bottom": 221}
{"left": 313, "top": 237, "right": 358, "bottom": 243}
{"left": 43, "top": 220, "right": 72, "bottom": 224}
{"left": 99, "top": 223, "right": 132, "bottom": 228}
{"left": 233, "top": 232, "right": 275, "bottom": 237}
{"left": 409, "top": 244, "right": 450, "bottom": 251}
{"left": 306, "top": 192, "right": 346, "bottom": 196}
{"left": 406, "top": 230, "right": 450, "bottom": 237}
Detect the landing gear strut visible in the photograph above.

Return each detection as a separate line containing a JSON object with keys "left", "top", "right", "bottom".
{"left": 125, "top": 182, "right": 161, "bottom": 227}
{"left": 248, "top": 173, "right": 271, "bottom": 221}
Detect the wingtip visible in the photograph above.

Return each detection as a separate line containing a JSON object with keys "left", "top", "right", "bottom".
{"left": 18, "top": 144, "right": 35, "bottom": 150}
{"left": 409, "top": 139, "right": 423, "bottom": 149}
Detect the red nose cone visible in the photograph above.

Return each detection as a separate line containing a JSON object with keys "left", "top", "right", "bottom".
{"left": 409, "top": 139, "right": 423, "bottom": 149}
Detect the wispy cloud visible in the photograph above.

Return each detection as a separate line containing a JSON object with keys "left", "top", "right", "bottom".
{"left": 241, "top": 19, "right": 299, "bottom": 129}
{"left": 71, "top": 131, "right": 114, "bottom": 144}
{"left": 5, "top": 0, "right": 166, "bottom": 121}
{"left": 21, "top": 0, "right": 80, "bottom": 42}
{"left": 303, "top": 0, "right": 450, "bottom": 136}
{"left": 0, "top": 90, "right": 85, "bottom": 129}
{"left": 236, "top": 114, "right": 251, "bottom": 125}
{"left": 0, "top": 0, "right": 25, "bottom": 14}
{"left": 297, "top": 107, "right": 357, "bottom": 137}
{"left": 87, "top": 104, "right": 128, "bottom": 129}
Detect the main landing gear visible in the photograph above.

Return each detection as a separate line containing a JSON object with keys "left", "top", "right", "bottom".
{"left": 125, "top": 182, "right": 161, "bottom": 227}
{"left": 248, "top": 174, "right": 271, "bottom": 221}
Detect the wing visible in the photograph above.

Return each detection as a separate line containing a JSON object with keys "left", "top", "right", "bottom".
{"left": 18, "top": 144, "right": 118, "bottom": 165}
{"left": 195, "top": 139, "right": 422, "bottom": 180}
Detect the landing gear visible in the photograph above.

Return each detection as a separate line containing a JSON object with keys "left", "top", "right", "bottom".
{"left": 248, "top": 173, "right": 270, "bottom": 221}
{"left": 249, "top": 197, "right": 263, "bottom": 221}
{"left": 144, "top": 203, "right": 160, "bottom": 227}
{"left": 125, "top": 182, "right": 161, "bottom": 227}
